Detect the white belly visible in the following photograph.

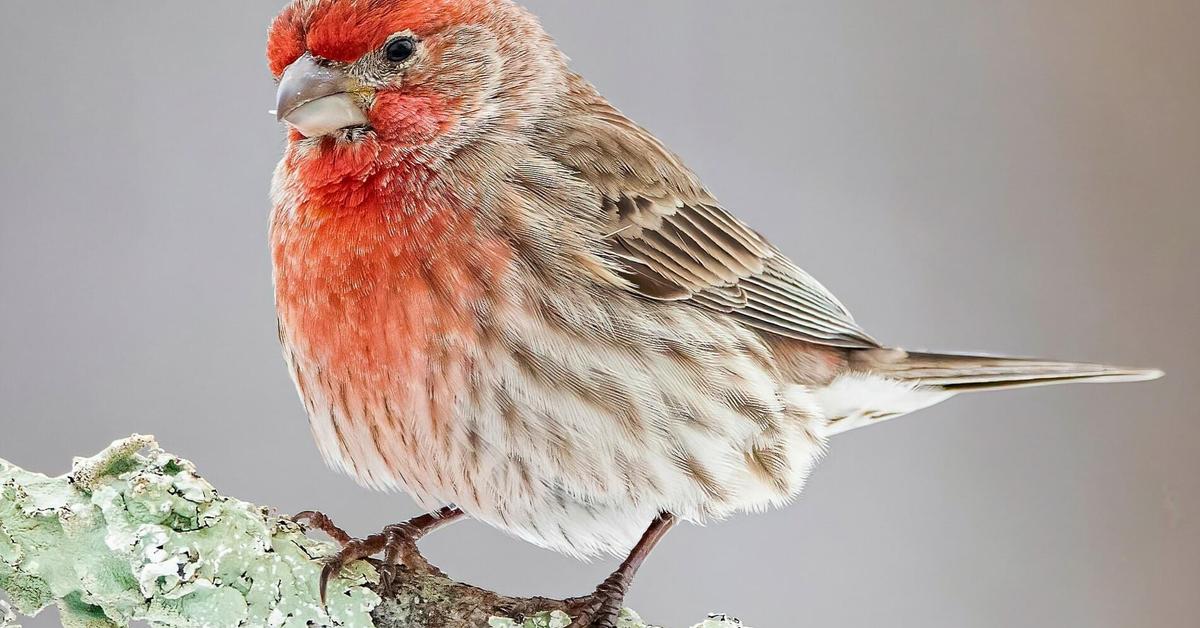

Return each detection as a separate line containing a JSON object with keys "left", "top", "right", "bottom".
{"left": 284, "top": 290, "right": 829, "bottom": 558}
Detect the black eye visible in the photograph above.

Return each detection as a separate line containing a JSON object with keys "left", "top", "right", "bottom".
{"left": 385, "top": 37, "right": 416, "bottom": 63}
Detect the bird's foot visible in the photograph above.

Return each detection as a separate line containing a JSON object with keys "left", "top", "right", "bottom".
{"left": 293, "top": 506, "right": 465, "bottom": 604}
{"left": 562, "top": 513, "right": 677, "bottom": 627}
{"left": 315, "top": 525, "right": 422, "bottom": 603}
{"left": 293, "top": 510, "right": 352, "bottom": 545}
{"left": 564, "top": 571, "right": 631, "bottom": 628}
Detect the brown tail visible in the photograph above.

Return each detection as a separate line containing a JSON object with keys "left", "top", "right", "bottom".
{"left": 851, "top": 348, "right": 1164, "bottom": 392}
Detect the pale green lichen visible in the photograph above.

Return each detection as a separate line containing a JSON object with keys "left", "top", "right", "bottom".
{"left": 0, "top": 436, "right": 379, "bottom": 627}
{"left": 1, "top": 436, "right": 744, "bottom": 628}
{"left": 488, "top": 610, "right": 573, "bottom": 628}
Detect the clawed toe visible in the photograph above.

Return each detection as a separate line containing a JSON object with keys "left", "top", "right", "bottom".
{"left": 571, "top": 603, "right": 621, "bottom": 628}
{"left": 293, "top": 510, "right": 352, "bottom": 545}
{"left": 566, "top": 595, "right": 624, "bottom": 624}
{"left": 292, "top": 507, "right": 467, "bottom": 604}
{"left": 312, "top": 523, "right": 452, "bottom": 604}
{"left": 377, "top": 527, "right": 420, "bottom": 567}
{"left": 565, "top": 514, "right": 677, "bottom": 628}
{"left": 567, "top": 578, "right": 628, "bottom": 628}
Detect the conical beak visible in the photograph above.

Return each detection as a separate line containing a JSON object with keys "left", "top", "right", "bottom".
{"left": 275, "top": 54, "right": 370, "bottom": 138}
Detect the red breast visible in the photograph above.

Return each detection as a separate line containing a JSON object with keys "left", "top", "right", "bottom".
{"left": 272, "top": 151, "right": 512, "bottom": 387}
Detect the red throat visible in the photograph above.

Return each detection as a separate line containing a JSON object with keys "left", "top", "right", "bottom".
{"left": 272, "top": 154, "right": 512, "bottom": 384}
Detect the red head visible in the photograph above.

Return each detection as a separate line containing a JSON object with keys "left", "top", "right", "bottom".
{"left": 267, "top": 0, "right": 564, "bottom": 154}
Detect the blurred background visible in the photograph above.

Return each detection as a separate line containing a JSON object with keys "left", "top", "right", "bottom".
{"left": 1, "top": 1, "right": 1197, "bottom": 626}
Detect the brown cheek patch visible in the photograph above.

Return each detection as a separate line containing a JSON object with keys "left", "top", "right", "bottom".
{"left": 305, "top": 0, "right": 488, "bottom": 63}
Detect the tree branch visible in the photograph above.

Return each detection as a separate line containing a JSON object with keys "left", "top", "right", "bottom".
{"left": 0, "top": 436, "right": 745, "bottom": 628}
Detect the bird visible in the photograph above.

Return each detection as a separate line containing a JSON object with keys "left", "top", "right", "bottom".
{"left": 266, "top": 0, "right": 1163, "bottom": 624}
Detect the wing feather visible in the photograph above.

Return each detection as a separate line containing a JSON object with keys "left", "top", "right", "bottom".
{"left": 547, "top": 81, "right": 880, "bottom": 349}
{"left": 606, "top": 195, "right": 879, "bottom": 348}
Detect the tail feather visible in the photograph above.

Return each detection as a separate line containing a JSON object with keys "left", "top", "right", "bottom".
{"left": 852, "top": 349, "right": 1164, "bottom": 392}
{"left": 819, "top": 349, "right": 1163, "bottom": 436}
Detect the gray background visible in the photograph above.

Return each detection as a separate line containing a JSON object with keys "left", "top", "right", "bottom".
{"left": 1, "top": 1, "right": 1197, "bottom": 627}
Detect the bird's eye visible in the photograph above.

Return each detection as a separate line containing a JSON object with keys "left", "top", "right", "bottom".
{"left": 385, "top": 37, "right": 416, "bottom": 63}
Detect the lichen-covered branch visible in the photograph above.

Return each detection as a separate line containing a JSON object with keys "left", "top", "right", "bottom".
{"left": 0, "top": 436, "right": 746, "bottom": 628}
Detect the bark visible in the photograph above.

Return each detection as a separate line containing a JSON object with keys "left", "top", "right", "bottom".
{"left": 0, "top": 436, "right": 745, "bottom": 628}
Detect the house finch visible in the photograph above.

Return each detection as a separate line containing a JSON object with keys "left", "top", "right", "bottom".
{"left": 267, "top": 0, "right": 1162, "bottom": 624}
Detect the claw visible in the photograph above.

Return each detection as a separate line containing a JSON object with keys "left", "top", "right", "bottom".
{"left": 316, "top": 534, "right": 391, "bottom": 605}
{"left": 319, "top": 560, "right": 337, "bottom": 606}
{"left": 294, "top": 507, "right": 468, "bottom": 607}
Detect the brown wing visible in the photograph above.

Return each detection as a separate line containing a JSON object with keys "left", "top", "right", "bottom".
{"left": 602, "top": 194, "right": 879, "bottom": 348}
{"left": 547, "top": 77, "right": 880, "bottom": 349}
